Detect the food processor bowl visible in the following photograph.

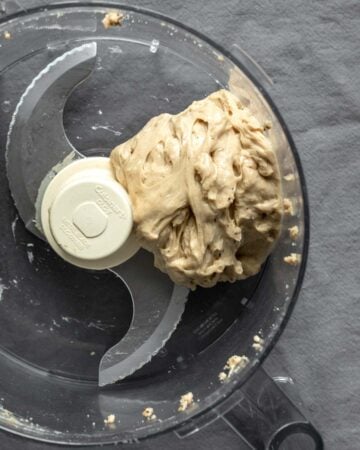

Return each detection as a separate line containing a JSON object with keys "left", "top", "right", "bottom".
{"left": 0, "top": 3, "right": 321, "bottom": 449}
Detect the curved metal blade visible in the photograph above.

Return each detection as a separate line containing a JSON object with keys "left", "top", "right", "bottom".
{"left": 99, "top": 250, "right": 188, "bottom": 386}
{"left": 6, "top": 42, "right": 97, "bottom": 237}
{"left": 6, "top": 43, "right": 189, "bottom": 385}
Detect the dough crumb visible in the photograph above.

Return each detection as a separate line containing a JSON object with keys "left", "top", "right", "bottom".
{"left": 104, "top": 414, "right": 116, "bottom": 425}
{"left": 102, "top": 11, "right": 124, "bottom": 29}
{"left": 288, "top": 225, "right": 299, "bottom": 240}
{"left": 252, "top": 335, "right": 265, "bottom": 352}
{"left": 284, "top": 253, "right": 301, "bottom": 266}
{"left": 142, "top": 407, "right": 156, "bottom": 421}
{"left": 3, "top": 31, "right": 11, "bottom": 40}
{"left": 283, "top": 173, "right": 295, "bottom": 181}
{"left": 224, "top": 355, "right": 249, "bottom": 377}
{"left": 283, "top": 198, "right": 294, "bottom": 216}
{"left": 219, "top": 355, "right": 249, "bottom": 382}
{"left": 217, "top": 54, "right": 225, "bottom": 62}
{"left": 218, "top": 371, "right": 227, "bottom": 382}
{"left": 178, "top": 392, "right": 194, "bottom": 412}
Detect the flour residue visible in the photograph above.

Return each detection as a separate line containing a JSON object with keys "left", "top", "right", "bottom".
{"left": 108, "top": 46, "right": 123, "bottom": 54}
{"left": 0, "top": 280, "right": 9, "bottom": 302}
{"left": 11, "top": 215, "right": 19, "bottom": 239}
{"left": 91, "top": 125, "right": 122, "bottom": 136}
{"left": 26, "top": 243, "right": 34, "bottom": 264}
{"left": 0, "top": 403, "right": 64, "bottom": 436}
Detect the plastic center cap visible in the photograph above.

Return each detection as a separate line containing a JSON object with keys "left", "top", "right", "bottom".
{"left": 40, "top": 157, "right": 140, "bottom": 268}
{"left": 49, "top": 177, "right": 132, "bottom": 261}
{"left": 72, "top": 201, "right": 108, "bottom": 238}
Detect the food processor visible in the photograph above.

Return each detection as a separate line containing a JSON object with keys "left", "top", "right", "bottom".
{"left": 0, "top": 2, "right": 323, "bottom": 449}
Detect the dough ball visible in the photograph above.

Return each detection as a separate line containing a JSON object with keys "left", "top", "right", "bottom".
{"left": 111, "top": 90, "right": 282, "bottom": 289}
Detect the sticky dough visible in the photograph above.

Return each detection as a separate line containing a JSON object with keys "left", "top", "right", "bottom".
{"left": 110, "top": 89, "right": 282, "bottom": 289}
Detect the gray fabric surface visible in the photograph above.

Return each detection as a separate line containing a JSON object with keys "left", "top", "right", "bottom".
{"left": 2, "top": 0, "right": 360, "bottom": 449}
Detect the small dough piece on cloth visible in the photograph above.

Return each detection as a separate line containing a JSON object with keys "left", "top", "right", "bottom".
{"left": 111, "top": 89, "right": 282, "bottom": 289}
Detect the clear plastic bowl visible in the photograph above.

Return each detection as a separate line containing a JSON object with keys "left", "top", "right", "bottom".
{"left": 0, "top": 3, "right": 309, "bottom": 445}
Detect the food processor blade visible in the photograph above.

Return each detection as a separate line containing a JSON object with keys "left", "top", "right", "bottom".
{"left": 6, "top": 42, "right": 97, "bottom": 238}
{"left": 5, "top": 42, "right": 188, "bottom": 386}
{"left": 100, "top": 250, "right": 188, "bottom": 386}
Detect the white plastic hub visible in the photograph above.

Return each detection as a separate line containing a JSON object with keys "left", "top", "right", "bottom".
{"left": 41, "top": 157, "right": 140, "bottom": 269}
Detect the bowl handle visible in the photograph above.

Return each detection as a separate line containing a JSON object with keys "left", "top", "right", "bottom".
{"left": 175, "top": 367, "right": 323, "bottom": 449}
{"left": 221, "top": 367, "right": 324, "bottom": 450}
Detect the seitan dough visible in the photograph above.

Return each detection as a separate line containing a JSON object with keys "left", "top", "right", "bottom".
{"left": 111, "top": 89, "right": 282, "bottom": 289}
